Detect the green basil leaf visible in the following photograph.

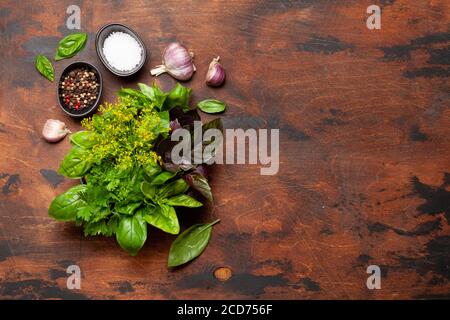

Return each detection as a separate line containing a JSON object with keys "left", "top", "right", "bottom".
{"left": 150, "top": 171, "right": 176, "bottom": 186}
{"left": 188, "top": 173, "right": 213, "bottom": 202}
{"left": 58, "top": 146, "right": 92, "bottom": 178}
{"left": 168, "top": 219, "right": 220, "bottom": 267}
{"left": 164, "top": 83, "right": 191, "bottom": 111}
{"left": 116, "top": 214, "right": 147, "bottom": 256}
{"left": 165, "top": 194, "right": 203, "bottom": 208}
{"left": 141, "top": 181, "right": 156, "bottom": 199}
{"left": 70, "top": 131, "right": 96, "bottom": 149}
{"left": 156, "top": 111, "right": 170, "bottom": 135}
{"left": 143, "top": 205, "right": 179, "bottom": 235}
{"left": 143, "top": 163, "right": 161, "bottom": 178}
{"left": 138, "top": 83, "right": 168, "bottom": 109}
{"left": 55, "top": 32, "right": 87, "bottom": 60}
{"left": 197, "top": 99, "right": 226, "bottom": 114}
{"left": 35, "top": 55, "right": 54, "bottom": 82}
{"left": 157, "top": 178, "right": 189, "bottom": 199}
{"left": 117, "top": 88, "right": 151, "bottom": 104}
{"left": 48, "top": 184, "right": 87, "bottom": 221}
{"left": 115, "top": 202, "right": 141, "bottom": 215}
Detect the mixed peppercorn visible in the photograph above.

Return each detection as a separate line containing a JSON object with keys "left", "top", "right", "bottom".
{"left": 59, "top": 67, "right": 99, "bottom": 112}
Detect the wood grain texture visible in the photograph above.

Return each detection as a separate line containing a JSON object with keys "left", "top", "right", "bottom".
{"left": 0, "top": 0, "right": 449, "bottom": 299}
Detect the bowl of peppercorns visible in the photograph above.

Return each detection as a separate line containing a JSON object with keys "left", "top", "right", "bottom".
{"left": 57, "top": 61, "right": 103, "bottom": 118}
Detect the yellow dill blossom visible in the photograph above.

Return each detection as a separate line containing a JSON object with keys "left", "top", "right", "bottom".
{"left": 80, "top": 96, "right": 169, "bottom": 170}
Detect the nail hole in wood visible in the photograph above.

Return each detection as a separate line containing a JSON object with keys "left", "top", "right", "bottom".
{"left": 214, "top": 266, "right": 232, "bottom": 282}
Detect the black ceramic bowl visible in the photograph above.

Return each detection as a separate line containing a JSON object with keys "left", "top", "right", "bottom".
{"left": 57, "top": 61, "right": 103, "bottom": 118}
{"left": 95, "top": 23, "right": 147, "bottom": 77}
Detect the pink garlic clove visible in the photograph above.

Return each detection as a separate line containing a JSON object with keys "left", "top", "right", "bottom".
{"left": 206, "top": 56, "right": 225, "bottom": 87}
{"left": 42, "top": 119, "right": 70, "bottom": 143}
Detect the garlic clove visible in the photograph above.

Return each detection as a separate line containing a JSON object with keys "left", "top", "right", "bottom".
{"left": 206, "top": 56, "right": 225, "bottom": 87}
{"left": 42, "top": 119, "right": 71, "bottom": 143}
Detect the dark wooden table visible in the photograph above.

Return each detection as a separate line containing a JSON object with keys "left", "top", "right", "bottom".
{"left": 0, "top": 0, "right": 449, "bottom": 299}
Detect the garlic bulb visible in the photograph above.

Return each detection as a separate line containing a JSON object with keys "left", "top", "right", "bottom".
{"left": 150, "top": 42, "right": 196, "bottom": 81}
{"left": 42, "top": 119, "right": 70, "bottom": 143}
{"left": 205, "top": 56, "right": 225, "bottom": 87}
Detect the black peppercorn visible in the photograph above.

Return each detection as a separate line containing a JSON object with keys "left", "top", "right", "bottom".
{"left": 59, "top": 67, "right": 99, "bottom": 112}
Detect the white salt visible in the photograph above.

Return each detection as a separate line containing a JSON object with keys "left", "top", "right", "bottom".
{"left": 102, "top": 31, "right": 142, "bottom": 72}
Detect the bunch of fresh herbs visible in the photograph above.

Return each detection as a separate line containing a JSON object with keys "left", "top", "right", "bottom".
{"left": 49, "top": 83, "right": 223, "bottom": 266}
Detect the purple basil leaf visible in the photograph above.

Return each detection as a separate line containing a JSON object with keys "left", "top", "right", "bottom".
{"left": 184, "top": 173, "right": 213, "bottom": 202}
{"left": 170, "top": 119, "right": 181, "bottom": 131}
{"left": 195, "top": 165, "right": 208, "bottom": 178}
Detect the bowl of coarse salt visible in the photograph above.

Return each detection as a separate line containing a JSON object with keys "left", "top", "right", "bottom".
{"left": 95, "top": 23, "right": 147, "bottom": 77}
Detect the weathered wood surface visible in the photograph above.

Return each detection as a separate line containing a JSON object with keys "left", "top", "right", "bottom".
{"left": 0, "top": 0, "right": 449, "bottom": 299}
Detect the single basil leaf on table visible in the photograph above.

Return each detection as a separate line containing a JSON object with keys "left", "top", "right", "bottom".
{"left": 164, "top": 83, "right": 191, "bottom": 111}
{"left": 168, "top": 219, "right": 220, "bottom": 267}
{"left": 48, "top": 184, "right": 87, "bottom": 221}
{"left": 150, "top": 171, "right": 176, "bottom": 186}
{"left": 137, "top": 83, "right": 168, "bottom": 109}
{"left": 70, "top": 131, "right": 96, "bottom": 148}
{"left": 55, "top": 32, "right": 87, "bottom": 60}
{"left": 165, "top": 194, "right": 202, "bottom": 208}
{"left": 143, "top": 205, "right": 179, "bottom": 235}
{"left": 58, "top": 146, "right": 92, "bottom": 178}
{"left": 116, "top": 214, "right": 147, "bottom": 256}
{"left": 157, "top": 178, "right": 189, "bottom": 199}
{"left": 197, "top": 99, "right": 226, "bottom": 114}
{"left": 35, "top": 55, "right": 54, "bottom": 82}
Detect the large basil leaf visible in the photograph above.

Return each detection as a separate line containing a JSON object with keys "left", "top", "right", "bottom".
{"left": 48, "top": 184, "right": 87, "bottom": 221}
{"left": 168, "top": 219, "right": 220, "bottom": 267}
{"left": 58, "top": 146, "right": 92, "bottom": 178}
{"left": 165, "top": 194, "right": 202, "bottom": 208}
{"left": 150, "top": 171, "right": 176, "bottom": 186}
{"left": 116, "top": 214, "right": 147, "bottom": 256}
{"left": 157, "top": 178, "right": 189, "bottom": 199}
{"left": 197, "top": 99, "right": 226, "bottom": 114}
{"left": 70, "top": 131, "right": 96, "bottom": 149}
{"left": 35, "top": 55, "right": 54, "bottom": 82}
{"left": 164, "top": 83, "right": 191, "bottom": 111}
{"left": 55, "top": 32, "right": 87, "bottom": 61}
{"left": 143, "top": 205, "right": 179, "bottom": 235}
{"left": 138, "top": 83, "right": 168, "bottom": 109}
